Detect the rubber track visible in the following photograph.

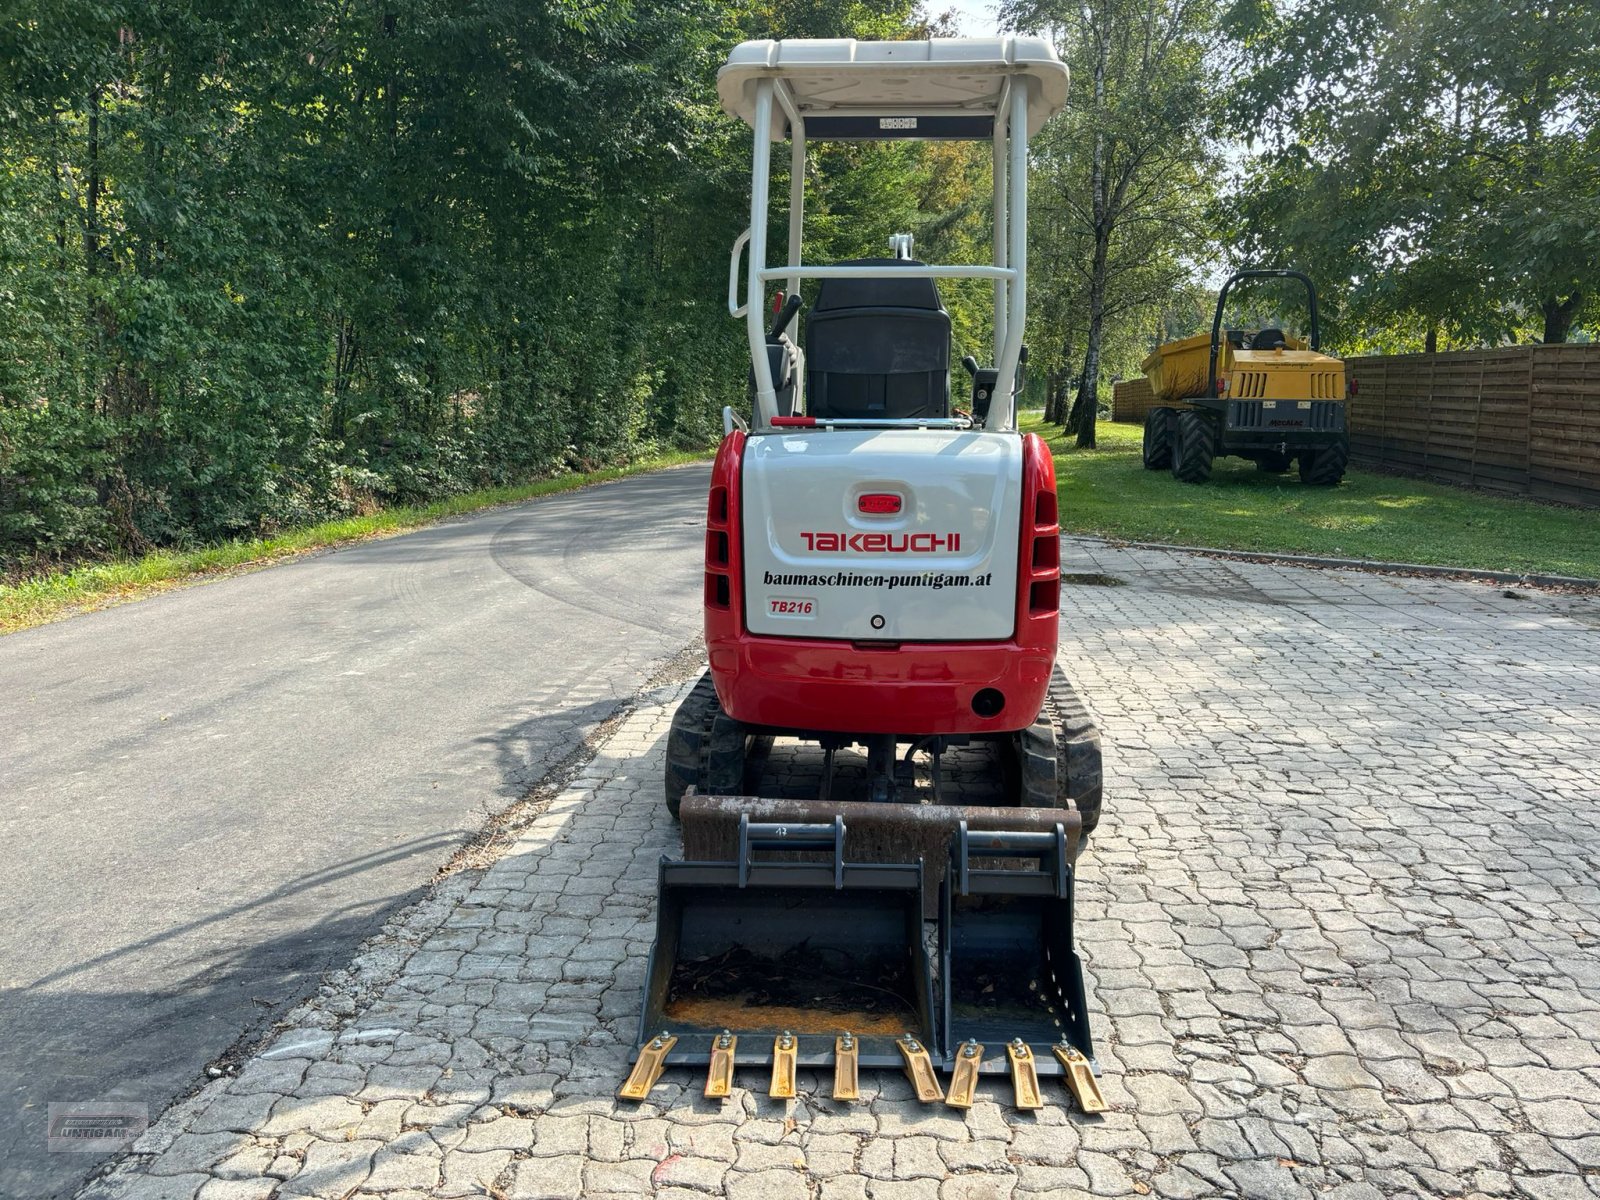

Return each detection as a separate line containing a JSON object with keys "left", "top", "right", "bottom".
{"left": 664, "top": 671, "right": 746, "bottom": 818}
{"left": 1017, "top": 666, "right": 1105, "bottom": 836}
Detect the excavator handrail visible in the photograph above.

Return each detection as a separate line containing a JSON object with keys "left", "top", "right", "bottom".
{"left": 1207, "top": 269, "right": 1321, "bottom": 397}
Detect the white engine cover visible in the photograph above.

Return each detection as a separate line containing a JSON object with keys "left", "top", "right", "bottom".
{"left": 742, "top": 429, "right": 1022, "bottom": 641}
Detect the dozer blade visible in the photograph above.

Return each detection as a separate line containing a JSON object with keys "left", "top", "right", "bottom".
{"left": 941, "top": 822, "right": 1097, "bottom": 1080}
{"left": 681, "top": 795, "right": 1083, "bottom": 920}
{"left": 634, "top": 813, "right": 937, "bottom": 1072}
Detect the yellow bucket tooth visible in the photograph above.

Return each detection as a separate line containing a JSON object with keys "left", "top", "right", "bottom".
{"left": 619, "top": 1031, "right": 677, "bottom": 1101}
{"left": 896, "top": 1033, "right": 944, "bottom": 1104}
{"left": 1006, "top": 1039, "right": 1043, "bottom": 1110}
{"left": 769, "top": 1031, "right": 798, "bottom": 1099}
{"left": 945, "top": 1039, "right": 983, "bottom": 1109}
{"left": 1053, "top": 1041, "right": 1108, "bottom": 1114}
{"left": 833, "top": 1032, "right": 860, "bottom": 1101}
{"left": 705, "top": 1030, "right": 737, "bottom": 1099}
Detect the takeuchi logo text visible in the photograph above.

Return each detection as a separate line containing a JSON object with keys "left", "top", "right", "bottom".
{"left": 799, "top": 531, "right": 962, "bottom": 553}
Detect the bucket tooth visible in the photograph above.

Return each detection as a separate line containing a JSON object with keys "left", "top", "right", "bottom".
{"left": 945, "top": 1039, "right": 984, "bottom": 1110}
{"left": 896, "top": 1033, "right": 944, "bottom": 1104}
{"left": 833, "top": 1033, "right": 860, "bottom": 1101}
{"left": 705, "top": 1031, "right": 737, "bottom": 1099}
{"left": 769, "top": 1032, "right": 798, "bottom": 1099}
{"left": 1006, "top": 1039, "right": 1044, "bottom": 1110}
{"left": 1053, "top": 1041, "right": 1108, "bottom": 1114}
{"left": 619, "top": 1031, "right": 677, "bottom": 1101}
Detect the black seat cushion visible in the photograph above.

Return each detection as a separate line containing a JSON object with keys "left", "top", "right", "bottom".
{"left": 1253, "top": 328, "right": 1287, "bottom": 350}
{"left": 813, "top": 258, "right": 943, "bottom": 313}
{"left": 806, "top": 259, "right": 950, "bottom": 420}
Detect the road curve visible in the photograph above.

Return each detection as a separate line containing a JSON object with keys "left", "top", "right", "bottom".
{"left": 0, "top": 466, "right": 708, "bottom": 1198}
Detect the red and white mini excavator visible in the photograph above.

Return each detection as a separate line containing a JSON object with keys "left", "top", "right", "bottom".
{"left": 622, "top": 37, "right": 1107, "bottom": 1115}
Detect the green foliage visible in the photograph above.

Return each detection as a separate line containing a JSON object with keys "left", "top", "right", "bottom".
{"left": 1222, "top": 0, "right": 1600, "bottom": 350}
{"left": 0, "top": 0, "right": 946, "bottom": 572}
{"left": 1004, "top": 0, "right": 1224, "bottom": 443}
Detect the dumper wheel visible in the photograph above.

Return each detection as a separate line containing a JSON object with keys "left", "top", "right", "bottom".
{"left": 1299, "top": 436, "right": 1349, "bottom": 486}
{"left": 1170, "top": 411, "right": 1215, "bottom": 483}
{"left": 1008, "top": 668, "right": 1105, "bottom": 838}
{"left": 1142, "top": 408, "right": 1175, "bottom": 469}
{"left": 665, "top": 672, "right": 747, "bottom": 819}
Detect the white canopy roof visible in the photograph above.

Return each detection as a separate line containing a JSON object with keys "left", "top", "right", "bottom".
{"left": 718, "top": 37, "right": 1070, "bottom": 140}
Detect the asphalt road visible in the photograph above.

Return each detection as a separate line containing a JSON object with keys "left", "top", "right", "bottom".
{"left": 0, "top": 466, "right": 708, "bottom": 1199}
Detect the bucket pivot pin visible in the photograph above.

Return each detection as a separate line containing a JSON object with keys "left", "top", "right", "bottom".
{"left": 896, "top": 1032, "right": 944, "bottom": 1103}
{"left": 945, "top": 1039, "right": 983, "bottom": 1109}
{"left": 833, "top": 1032, "right": 860, "bottom": 1101}
{"left": 770, "top": 1031, "right": 798, "bottom": 1099}
{"left": 1053, "top": 1040, "right": 1108, "bottom": 1113}
{"left": 619, "top": 1031, "right": 677, "bottom": 1101}
{"left": 1007, "top": 1039, "right": 1043, "bottom": 1110}
{"left": 705, "top": 1030, "right": 737, "bottom": 1099}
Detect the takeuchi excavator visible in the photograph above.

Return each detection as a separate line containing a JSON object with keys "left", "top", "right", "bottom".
{"left": 620, "top": 37, "right": 1106, "bottom": 1115}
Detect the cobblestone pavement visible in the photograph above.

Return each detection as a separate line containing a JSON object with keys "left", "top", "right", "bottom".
{"left": 78, "top": 541, "right": 1600, "bottom": 1200}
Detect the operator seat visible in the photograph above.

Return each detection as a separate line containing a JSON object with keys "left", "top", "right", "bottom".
{"left": 1252, "top": 328, "right": 1287, "bottom": 350}
{"left": 805, "top": 259, "right": 951, "bottom": 420}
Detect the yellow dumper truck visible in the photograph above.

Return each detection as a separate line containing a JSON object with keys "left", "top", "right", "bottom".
{"left": 1141, "top": 269, "right": 1350, "bottom": 485}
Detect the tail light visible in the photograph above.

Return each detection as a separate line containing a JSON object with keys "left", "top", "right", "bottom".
{"left": 704, "top": 435, "right": 745, "bottom": 613}
{"left": 1020, "top": 434, "right": 1060, "bottom": 622}
{"left": 858, "top": 492, "right": 903, "bottom": 515}
{"left": 1348, "top": 377, "right": 1359, "bottom": 396}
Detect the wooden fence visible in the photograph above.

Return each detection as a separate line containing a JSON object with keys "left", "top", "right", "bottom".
{"left": 1110, "top": 377, "right": 1157, "bottom": 425}
{"left": 1345, "top": 346, "right": 1600, "bottom": 505}
{"left": 1112, "top": 345, "right": 1600, "bottom": 506}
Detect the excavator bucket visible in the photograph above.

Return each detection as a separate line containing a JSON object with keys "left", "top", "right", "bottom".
{"left": 623, "top": 796, "right": 1098, "bottom": 1104}
{"left": 633, "top": 813, "right": 937, "bottom": 1080}
{"left": 941, "top": 822, "right": 1104, "bottom": 1110}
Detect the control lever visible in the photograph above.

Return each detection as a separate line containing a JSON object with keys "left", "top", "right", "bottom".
{"left": 961, "top": 354, "right": 979, "bottom": 378}
{"left": 770, "top": 293, "right": 803, "bottom": 340}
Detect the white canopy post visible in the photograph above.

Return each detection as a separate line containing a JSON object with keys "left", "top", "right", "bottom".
{"left": 992, "top": 78, "right": 1011, "bottom": 360}
{"left": 776, "top": 79, "right": 806, "bottom": 298}
{"left": 992, "top": 81, "right": 1029, "bottom": 431}
{"left": 746, "top": 79, "right": 778, "bottom": 428}
{"left": 787, "top": 132, "right": 805, "bottom": 296}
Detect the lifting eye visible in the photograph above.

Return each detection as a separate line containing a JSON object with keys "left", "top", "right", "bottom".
{"left": 858, "top": 493, "right": 903, "bottom": 515}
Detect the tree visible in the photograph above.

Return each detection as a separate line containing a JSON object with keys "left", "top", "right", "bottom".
{"left": 1004, "top": 0, "right": 1221, "bottom": 445}
{"left": 1224, "top": 0, "right": 1600, "bottom": 347}
{"left": 2, "top": 0, "right": 943, "bottom": 569}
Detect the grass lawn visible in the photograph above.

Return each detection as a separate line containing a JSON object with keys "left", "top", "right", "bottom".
{"left": 0, "top": 450, "right": 707, "bottom": 635}
{"left": 1030, "top": 414, "right": 1600, "bottom": 580}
